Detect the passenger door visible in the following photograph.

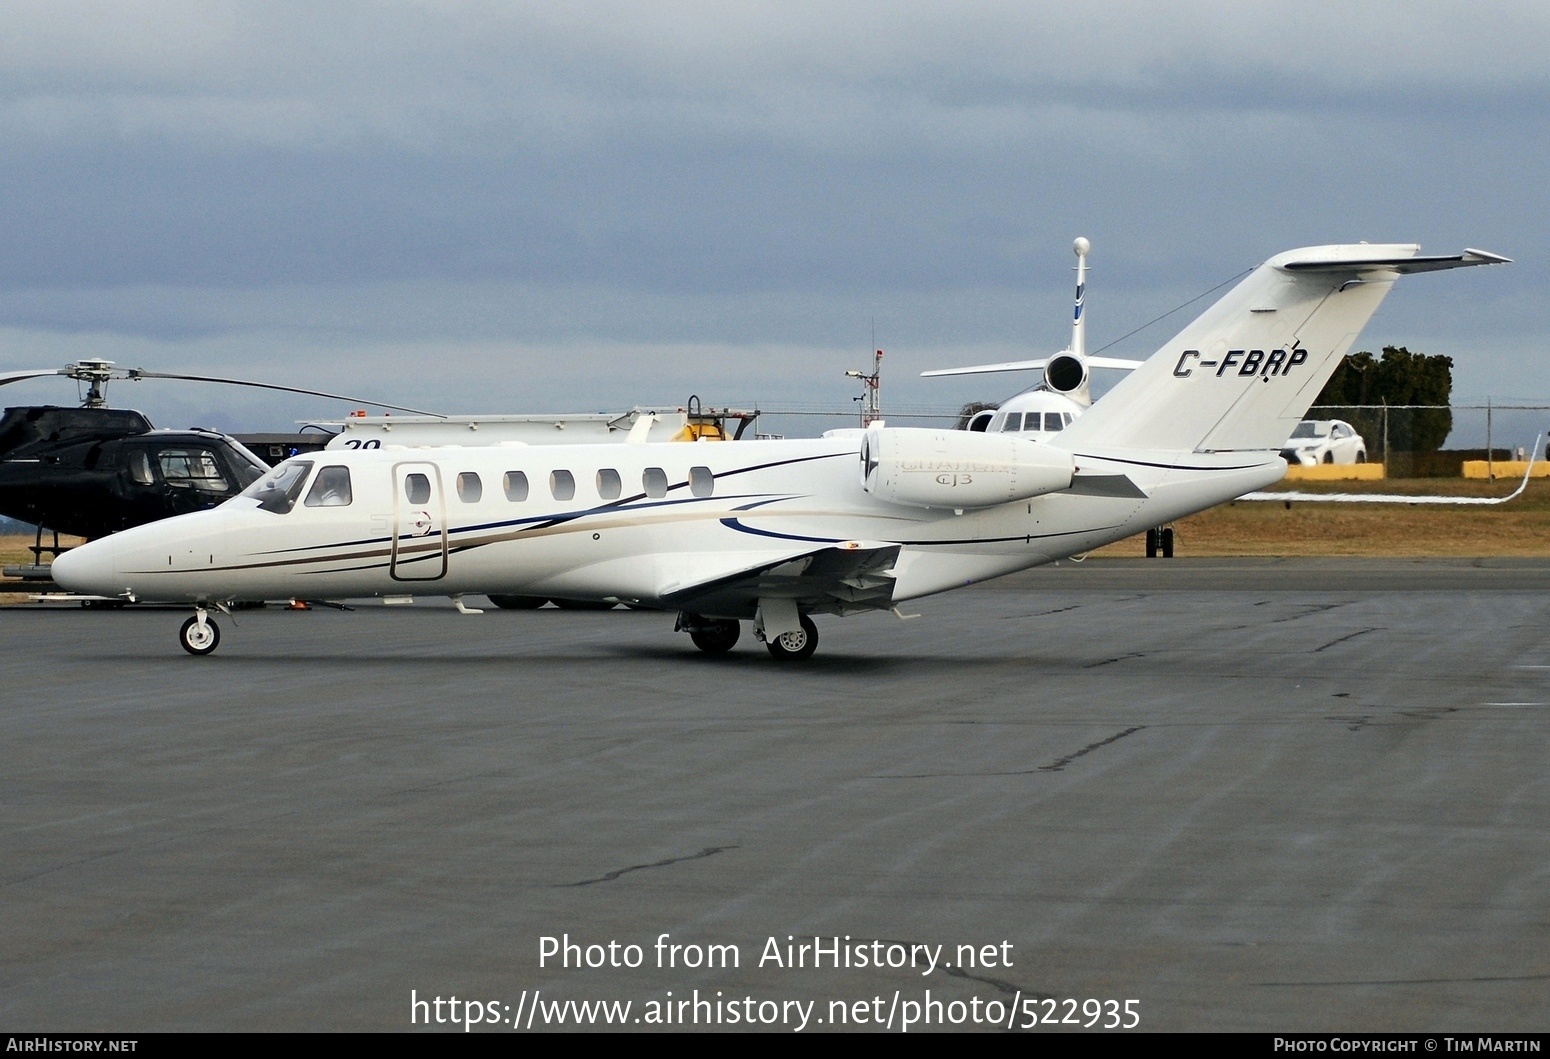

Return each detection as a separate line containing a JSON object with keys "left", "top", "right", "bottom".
{"left": 391, "top": 462, "right": 448, "bottom": 581}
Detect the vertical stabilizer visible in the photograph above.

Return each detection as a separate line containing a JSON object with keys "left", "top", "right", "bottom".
{"left": 1058, "top": 244, "right": 1508, "bottom": 453}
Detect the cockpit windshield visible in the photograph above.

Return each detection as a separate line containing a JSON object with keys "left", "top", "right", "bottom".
{"left": 1290, "top": 422, "right": 1328, "bottom": 439}
{"left": 240, "top": 460, "right": 315, "bottom": 514}
{"left": 224, "top": 440, "right": 272, "bottom": 489}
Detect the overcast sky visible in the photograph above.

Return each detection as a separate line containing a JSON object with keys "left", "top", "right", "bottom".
{"left": 2, "top": 1, "right": 1546, "bottom": 433}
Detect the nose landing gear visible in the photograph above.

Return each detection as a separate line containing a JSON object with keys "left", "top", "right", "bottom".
{"left": 179, "top": 607, "right": 221, "bottom": 656}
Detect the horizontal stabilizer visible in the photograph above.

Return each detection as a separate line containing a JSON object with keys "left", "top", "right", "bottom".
{"left": 1281, "top": 248, "right": 1511, "bottom": 275}
{"left": 1240, "top": 440, "right": 1537, "bottom": 505}
{"left": 920, "top": 355, "right": 1143, "bottom": 378}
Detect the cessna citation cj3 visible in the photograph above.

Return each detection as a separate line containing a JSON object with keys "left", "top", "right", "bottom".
{"left": 53, "top": 242, "right": 1509, "bottom": 658}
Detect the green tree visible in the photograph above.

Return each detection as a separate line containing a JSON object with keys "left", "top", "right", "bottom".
{"left": 1315, "top": 346, "right": 1453, "bottom": 452}
{"left": 955, "top": 401, "right": 998, "bottom": 429}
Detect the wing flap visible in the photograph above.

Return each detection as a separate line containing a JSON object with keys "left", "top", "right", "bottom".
{"left": 661, "top": 542, "right": 902, "bottom": 616}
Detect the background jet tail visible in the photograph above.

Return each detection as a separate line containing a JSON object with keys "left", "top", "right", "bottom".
{"left": 1059, "top": 244, "right": 1508, "bottom": 454}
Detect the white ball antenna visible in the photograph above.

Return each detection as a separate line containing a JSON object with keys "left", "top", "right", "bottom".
{"left": 1073, "top": 237, "right": 1090, "bottom": 257}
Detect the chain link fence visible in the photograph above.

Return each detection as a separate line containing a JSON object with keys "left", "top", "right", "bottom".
{"left": 754, "top": 404, "right": 1550, "bottom": 478}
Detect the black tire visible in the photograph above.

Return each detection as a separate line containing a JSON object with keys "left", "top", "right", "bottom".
{"left": 1161, "top": 527, "right": 1175, "bottom": 558}
{"left": 488, "top": 595, "right": 549, "bottom": 609}
{"left": 1355, "top": 451, "right": 1366, "bottom": 463}
{"left": 689, "top": 619, "right": 740, "bottom": 654}
{"left": 179, "top": 615, "right": 220, "bottom": 656}
{"left": 552, "top": 598, "right": 618, "bottom": 611}
{"left": 765, "top": 614, "right": 818, "bottom": 661}
{"left": 1322, "top": 452, "right": 1334, "bottom": 464}
{"left": 1145, "top": 527, "right": 1158, "bottom": 558}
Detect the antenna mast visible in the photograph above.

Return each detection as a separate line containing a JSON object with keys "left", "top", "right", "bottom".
{"left": 845, "top": 349, "right": 884, "bottom": 427}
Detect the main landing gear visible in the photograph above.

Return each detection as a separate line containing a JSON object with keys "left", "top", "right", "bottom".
{"left": 763, "top": 615, "right": 818, "bottom": 661}
{"left": 179, "top": 607, "right": 221, "bottom": 656}
{"left": 675, "top": 611, "right": 820, "bottom": 661}
{"left": 1144, "top": 526, "right": 1175, "bottom": 559}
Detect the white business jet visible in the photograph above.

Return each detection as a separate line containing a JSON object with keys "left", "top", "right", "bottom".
{"left": 921, "top": 237, "right": 1143, "bottom": 437}
{"left": 51, "top": 242, "right": 1509, "bottom": 659}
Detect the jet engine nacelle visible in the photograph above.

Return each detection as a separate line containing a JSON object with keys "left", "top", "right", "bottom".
{"left": 1044, "top": 353, "right": 1089, "bottom": 396}
{"left": 860, "top": 427, "right": 1075, "bottom": 510}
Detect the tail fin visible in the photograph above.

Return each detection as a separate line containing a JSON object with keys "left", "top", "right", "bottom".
{"left": 1059, "top": 244, "right": 1508, "bottom": 453}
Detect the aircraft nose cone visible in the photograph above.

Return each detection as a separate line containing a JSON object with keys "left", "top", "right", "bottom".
{"left": 51, "top": 538, "right": 117, "bottom": 596}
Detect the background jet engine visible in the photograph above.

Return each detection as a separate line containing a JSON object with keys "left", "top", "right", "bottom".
{"left": 860, "top": 427, "right": 1074, "bottom": 510}
{"left": 1043, "top": 353, "right": 1089, "bottom": 397}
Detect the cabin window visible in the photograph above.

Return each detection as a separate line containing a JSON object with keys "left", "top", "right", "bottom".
{"left": 596, "top": 468, "right": 621, "bottom": 500}
{"left": 242, "top": 460, "right": 314, "bottom": 515}
{"left": 643, "top": 466, "right": 668, "bottom": 498}
{"left": 999, "top": 413, "right": 1022, "bottom": 432}
{"left": 405, "top": 473, "right": 431, "bottom": 505}
{"left": 689, "top": 465, "right": 714, "bottom": 498}
{"left": 1045, "top": 413, "right": 1064, "bottom": 432}
{"left": 457, "top": 472, "right": 482, "bottom": 502}
{"left": 503, "top": 471, "right": 529, "bottom": 502}
{"left": 550, "top": 469, "right": 575, "bottom": 501}
{"left": 303, "top": 466, "right": 353, "bottom": 507}
{"left": 158, "top": 448, "right": 231, "bottom": 492}
{"left": 127, "top": 449, "right": 154, "bottom": 486}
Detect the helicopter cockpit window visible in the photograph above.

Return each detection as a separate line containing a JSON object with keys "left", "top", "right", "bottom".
{"left": 158, "top": 448, "right": 231, "bottom": 492}
{"left": 240, "top": 460, "right": 314, "bottom": 515}
{"left": 127, "top": 449, "right": 154, "bottom": 486}
{"left": 303, "top": 466, "right": 353, "bottom": 507}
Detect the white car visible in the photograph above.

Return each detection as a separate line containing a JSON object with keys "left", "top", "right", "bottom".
{"left": 1281, "top": 419, "right": 1367, "bottom": 465}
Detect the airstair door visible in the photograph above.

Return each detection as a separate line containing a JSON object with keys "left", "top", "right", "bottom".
{"left": 391, "top": 462, "right": 448, "bottom": 581}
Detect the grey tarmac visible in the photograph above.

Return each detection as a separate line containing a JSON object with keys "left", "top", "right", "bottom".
{"left": 2, "top": 557, "right": 1548, "bottom": 1031}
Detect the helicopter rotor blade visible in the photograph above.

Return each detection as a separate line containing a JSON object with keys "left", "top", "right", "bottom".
{"left": 0, "top": 369, "right": 69, "bottom": 387}
{"left": 124, "top": 371, "right": 445, "bottom": 418}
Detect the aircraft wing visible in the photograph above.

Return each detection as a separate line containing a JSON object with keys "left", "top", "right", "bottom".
{"left": 920, "top": 354, "right": 1144, "bottom": 378}
{"left": 659, "top": 542, "right": 901, "bottom": 617}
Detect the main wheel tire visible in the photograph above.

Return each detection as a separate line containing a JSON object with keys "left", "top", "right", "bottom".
{"left": 689, "top": 619, "right": 740, "bottom": 654}
{"left": 487, "top": 595, "right": 549, "bottom": 609}
{"left": 179, "top": 615, "right": 220, "bottom": 656}
{"left": 1145, "top": 527, "right": 1158, "bottom": 558}
{"left": 1322, "top": 452, "right": 1334, "bottom": 464}
{"left": 1161, "top": 527, "right": 1175, "bottom": 558}
{"left": 765, "top": 614, "right": 818, "bottom": 661}
{"left": 1355, "top": 451, "right": 1367, "bottom": 463}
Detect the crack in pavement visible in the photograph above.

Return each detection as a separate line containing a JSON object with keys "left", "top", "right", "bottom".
{"left": 1084, "top": 653, "right": 1146, "bottom": 668}
{"left": 872, "top": 726, "right": 1147, "bottom": 779}
{"left": 1313, "top": 628, "right": 1382, "bottom": 653}
{"left": 560, "top": 845, "right": 739, "bottom": 887}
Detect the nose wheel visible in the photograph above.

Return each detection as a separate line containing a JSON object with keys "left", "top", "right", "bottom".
{"left": 179, "top": 610, "right": 221, "bottom": 656}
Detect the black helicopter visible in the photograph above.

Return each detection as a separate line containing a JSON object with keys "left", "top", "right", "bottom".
{"left": 0, "top": 359, "right": 438, "bottom": 551}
